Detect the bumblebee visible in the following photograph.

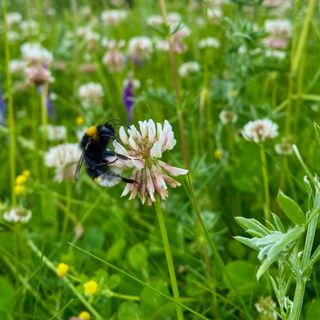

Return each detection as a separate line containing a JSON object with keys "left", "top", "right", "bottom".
{"left": 74, "top": 121, "right": 136, "bottom": 187}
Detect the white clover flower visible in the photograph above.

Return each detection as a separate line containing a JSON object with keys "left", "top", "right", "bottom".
{"left": 263, "top": 0, "right": 290, "bottom": 8}
{"left": 242, "top": 119, "right": 278, "bottom": 143}
{"left": 264, "top": 19, "right": 292, "bottom": 38}
{"left": 265, "top": 49, "right": 286, "bottom": 60}
{"left": 178, "top": 61, "right": 200, "bottom": 77}
{"left": 123, "top": 78, "right": 141, "bottom": 90}
{"left": 147, "top": 15, "right": 164, "bottom": 27}
{"left": 21, "top": 42, "right": 53, "bottom": 65}
{"left": 112, "top": 119, "right": 188, "bottom": 205}
{"left": 198, "top": 37, "right": 221, "bottom": 49}
{"left": 26, "top": 64, "right": 53, "bottom": 86}
{"left": 9, "top": 60, "right": 27, "bottom": 74}
{"left": 207, "top": 8, "right": 223, "bottom": 22}
{"left": 3, "top": 207, "right": 32, "bottom": 224}
{"left": 102, "top": 40, "right": 126, "bottom": 72}
{"left": 40, "top": 125, "right": 67, "bottom": 141}
{"left": 101, "top": 9, "right": 128, "bottom": 26}
{"left": 275, "top": 137, "right": 293, "bottom": 155}
{"left": 78, "top": 82, "right": 104, "bottom": 108}
{"left": 219, "top": 110, "right": 238, "bottom": 125}
{"left": 20, "top": 20, "right": 38, "bottom": 37}
{"left": 262, "top": 37, "right": 289, "bottom": 49}
{"left": 167, "top": 12, "right": 181, "bottom": 25}
{"left": 128, "top": 36, "right": 153, "bottom": 61}
{"left": 45, "top": 143, "right": 81, "bottom": 182}
{"left": 255, "top": 296, "right": 277, "bottom": 320}
{"left": 8, "top": 31, "right": 21, "bottom": 43}
{"left": 6, "top": 12, "right": 22, "bottom": 27}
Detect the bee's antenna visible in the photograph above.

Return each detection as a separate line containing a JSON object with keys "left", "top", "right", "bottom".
{"left": 107, "top": 119, "right": 130, "bottom": 129}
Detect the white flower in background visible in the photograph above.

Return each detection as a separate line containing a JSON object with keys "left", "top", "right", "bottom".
{"left": 128, "top": 36, "right": 153, "bottom": 61}
{"left": 123, "top": 78, "right": 141, "bottom": 90}
{"left": 112, "top": 119, "right": 188, "bottom": 204}
{"left": 263, "top": 0, "right": 290, "bottom": 8}
{"left": 167, "top": 12, "right": 181, "bottom": 25}
{"left": 45, "top": 143, "right": 81, "bottom": 182}
{"left": 78, "top": 82, "right": 104, "bottom": 108}
{"left": 40, "top": 125, "right": 67, "bottom": 141}
{"left": 242, "top": 119, "right": 278, "bottom": 143}
{"left": 101, "top": 9, "right": 128, "bottom": 26}
{"left": 265, "top": 50, "right": 286, "bottom": 60}
{"left": 262, "top": 37, "right": 289, "bottom": 49}
{"left": 6, "top": 12, "right": 22, "bottom": 27}
{"left": 207, "top": 8, "right": 223, "bottom": 22}
{"left": 264, "top": 19, "right": 292, "bottom": 38}
{"left": 147, "top": 15, "right": 164, "bottom": 27}
{"left": 275, "top": 137, "right": 293, "bottom": 155}
{"left": 20, "top": 20, "right": 38, "bottom": 37}
{"left": 198, "top": 37, "right": 221, "bottom": 49}
{"left": 26, "top": 64, "right": 53, "bottom": 86}
{"left": 102, "top": 39, "right": 126, "bottom": 72}
{"left": 255, "top": 296, "right": 277, "bottom": 320}
{"left": 219, "top": 110, "right": 238, "bottom": 125}
{"left": 154, "top": 38, "right": 169, "bottom": 52}
{"left": 9, "top": 60, "right": 27, "bottom": 74}
{"left": 8, "top": 31, "right": 20, "bottom": 43}
{"left": 80, "top": 6, "right": 92, "bottom": 18}
{"left": 3, "top": 207, "right": 32, "bottom": 224}
{"left": 21, "top": 42, "right": 53, "bottom": 65}
{"left": 179, "top": 61, "right": 200, "bottom": 77}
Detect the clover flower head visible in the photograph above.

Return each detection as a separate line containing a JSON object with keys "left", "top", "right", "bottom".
{"left": 128, "top": 36, "right": 153, "bottom": 62}
{"left": 219, "top": 110, "right": 238, "bottom": 125}
{"left": 198, "top": 37, "right": 220, "bottom": 49}
{"left": 6, "top": 12, "right": 22, "bottom": 27}
{"left": 26, "top": 64, "right": 53, "bottom": 86}
{"left": 21, "top": 42, "right": 52, "bottom": 65}
{"left": 101, "top": 9, "right": 128, "bottom": 26}
{"left": 112, "top": 119, "right": 188, "bottom": 205}
{"left": 78, "top": 82, "right": 104, "bottom": 108}
{"left": 3, "top": 207, "right": 32, "bottom": 223}
{"left": 147, "top": 15, "right": 164, "bottom": 27}
{"left": 242, "top": 119, "right": 278, "bottom": 143}
{"left": 45, "top": 143, "right": 81, "bottom": 182}
{"left": 179, "top": 61, "right": 200, "bottom": 77}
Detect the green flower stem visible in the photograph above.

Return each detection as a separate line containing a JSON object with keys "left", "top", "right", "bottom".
{"left": 2, "top": 0, "right": 16, "bottom": 206}
{"left": 27, "top": 239, "right": 103, "bottom": 320}
{"left": 154, "top": 199, "right": 184, "bottom": 320}
{"left": 62, "top": 181, "right": 72, "bottom": 236}
{"left": 104, "top": 289, "right": 140, "bottom": 301}
{"left": 186, "top": 174, "right": 252, "bottom": 320}
{"left": 290, "top": 279, "right": 306, "bottom": 320}
{"left": 259, "top": 144, "right": 270, "bottom": 222}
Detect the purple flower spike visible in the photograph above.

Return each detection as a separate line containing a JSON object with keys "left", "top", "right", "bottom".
{"left": 46, "top": 90, "right": 56, "bottom": 120}
{"left": 122, "top": 78, "right": 135, "bottom": 122}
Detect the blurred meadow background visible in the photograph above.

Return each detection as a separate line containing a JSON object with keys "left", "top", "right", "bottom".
{"left": 1, "top": 0, "right": 320, "bottom": 319}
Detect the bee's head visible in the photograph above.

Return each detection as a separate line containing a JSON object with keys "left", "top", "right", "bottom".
{"left": 97, "top": 123, "right": 115, "bottom": 141}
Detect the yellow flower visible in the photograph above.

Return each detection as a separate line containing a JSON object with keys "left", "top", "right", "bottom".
{"left": 76, "top": 116, "right": 85, "bottom": 126}
{"left": 78, "top": 311, "right": 90, "bottom": 320}
{"left": 22, "top": 170, "right": 31, "bottom": 178}
{"left": 14, "top": 184, "right": 25, "bottom": 196}
{"left": 56, "top": 263, "right": 69, "bottom": 277}
{"left": 15, "top": 175, "right": 27, "bottom": 185}
{"left": 214, "top": 149, "right": 223, "bottom": 160}
{"left": 84, "top": 280, "right": 98, "bottom": 296}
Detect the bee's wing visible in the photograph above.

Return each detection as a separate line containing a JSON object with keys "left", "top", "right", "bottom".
{"left": 73, "top": 140, "right": 91, "bottom": 186}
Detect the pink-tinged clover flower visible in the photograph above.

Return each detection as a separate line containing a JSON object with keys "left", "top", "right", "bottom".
{"left": 242, "top": 119, "right": 278, "bottom": 143}
{"left": 112, "top": 119, "right": 188, "bottom": 205}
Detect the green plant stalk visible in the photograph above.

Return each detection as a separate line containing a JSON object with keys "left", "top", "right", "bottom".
{"left": 2, "top": 0, "right": 16, "bottom": 206}
{"left": 159, "top": 0, "right": 189, "bottom": 168}
{"left": 186, "top": 174, "right": 252, "bottom": 320}
{"left": 154, "top": 199, "right": 184, "bottom": 320}
{"left": 27, "top": 239, "right": 103, "bottom": 320}
{"left": 62, "top": 181, "right": 72, "bottom": 236}
{"left": 290, "top": 279, "right": 306, "bottom": 320}
{"left": 41, "top": 84, "right": 48, "bottom": 179}
{"left": 259, "top": 144, "right": 270, "bottom": 222}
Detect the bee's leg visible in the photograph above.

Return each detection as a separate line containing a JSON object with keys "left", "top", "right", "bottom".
{"left": 121, "top": 176, "right": 139, "bottom": 184}
{"left": 102, "top": 150, "right": 132, "bottom": 161}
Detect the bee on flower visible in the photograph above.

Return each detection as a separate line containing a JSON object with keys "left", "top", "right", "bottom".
{"left": 111, "top": 119, "right": 188, "bottom": 205}
{"left": 242, "top": 119, "right": 278, "bottom": 143}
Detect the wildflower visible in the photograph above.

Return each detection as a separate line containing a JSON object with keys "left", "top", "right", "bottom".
{"left": 20, "top": 20, "right": 38, "bottom": 37}
{"left": 198, "top": 37, "right": 220, "bottom": 49}
{"left": 263, "top": 0, "right": 287, "bottom": 7}
{"left": 9, "top": 60, "right": 27, "bottom": 75}
{"left": 147, "top": 15, "right": 164, "bottom": 27}
{"left": 275, "top": 137, "right": 293, "bottom": 155}
{"left": 262, "top": 37, "right": 289, "bottom": 50}
{"left": 178, "top": 61, "right": 200, "bottom": 77}
{"left": 21, "top": 43, "right": 52, "bottom": 65}
{"left": 45, "top": 143, "right": 82, "bottom": 182}
{"left": 84, "top": 280, "right": 98, "bottom": 296}
{"left": 264, "top": 19, "right": 292, "bottom": 38}
{"left": 79, "top": 63, "right": 97, "bottom": 74}
{"left": 22, "top": 170, "right": 31, "bottom": 177}
{"left": 101, "top": 9, "right": 127, "bottom": 26}
{"left": 167, "top": 12, "right": 181, "bottom": 25}
{"left": 6, "top": 12, "right": 22, "bottom": 27}
{"left": 122, "top": 78, "right": 135, "bottom": 122}
{"left": 26, "top": 64, "right": 53, "bottom": 86}
{"left": 242, "top": 119, "right": 278, "bottom": 143}
{"left": 15, "top": 175, "right": 27, "bottom": 185}
{"left": 112, "top": 119, "right": 188, "bottom": 205}
{"left": 41, "top": 125, "right": 67, "bottom": 141}
{"left": 78, "top": 311, "right": 90, "bottom": 320}
{"left": 78, "top": 82, "right": 104, "bottom": 108}
{"left": 56, "top": 263, "right": 69, "bottom": 277}
{"left": 207, "top": 8, "right": 223, "bottom": 23}
{"left": 255, "top": 296, "right": 277, "bottom": 320}
{"left": 219, "top": 110, "right": 238, "bottom": 125}
{"left": 14, "top": 184, "right": 25, "bottom": 196}
{"left": 102, "top": 40, "right": 126, "bottom": 73}
{"left": 3, "top": 207, "right": 32, "bottom": 223}
{"left": 76, "top": 116, "right": 85, "bottom": 126}
{"left": 265, "top": 50, "right": 286, "bottom": 60}
{"left": 128, "top": 37, "right": 153, "bottom": 63}
{"left": 214, "top": 149, "right": 223, "bottom": 160}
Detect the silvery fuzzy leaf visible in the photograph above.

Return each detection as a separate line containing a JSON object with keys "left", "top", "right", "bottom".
{"left": 235, "top": 216, "right": 271, "bottom": 237}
